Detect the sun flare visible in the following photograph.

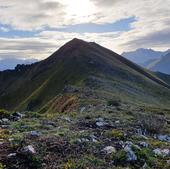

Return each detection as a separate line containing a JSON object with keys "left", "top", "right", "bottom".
{"left": 63, "top": 0, "right": 95, "bottom": 21}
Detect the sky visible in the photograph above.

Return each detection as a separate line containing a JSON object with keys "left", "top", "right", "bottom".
{"left": 0, "top": 0, "right": 170, "bottom": 60}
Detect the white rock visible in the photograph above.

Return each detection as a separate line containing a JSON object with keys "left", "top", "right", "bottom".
{"left": 2, "top": 118, "right": 9, "bottom": 122}
{"left": 115, "top": 120, "right": 120, "bottom": 124}
{"left": 8, "top": 153, "right": 17, "bottom": 157}
{"left": 96, "top": 121, "right": 105, "bottom": 127}
{"left": 80, "top": 107, "right": 86, "bottom": 113}
{"left": 77, "top": 138, "right": 89, "bottom": 143}
{"left": 22, "top": 145, "right": 36, "bottom": 154}
{"left": 102, "top": 146, "right": 116, "bottom": 154}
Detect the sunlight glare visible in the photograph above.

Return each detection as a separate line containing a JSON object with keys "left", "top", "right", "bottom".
{"left": 63, "top": 0, "right": 95, "bottom": 21}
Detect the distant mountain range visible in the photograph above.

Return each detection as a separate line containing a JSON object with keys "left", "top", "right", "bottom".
{"left": 149, "top": 53, "right": 170, "bottom": 74}
{"left": 0, "top": 58, "right": 38, "bottom": 71}
{"left": 122, "top": 48, "right": 170, "bottom": 74}
{"left": 0, "top": 38, "right": 170, "bottom": 111}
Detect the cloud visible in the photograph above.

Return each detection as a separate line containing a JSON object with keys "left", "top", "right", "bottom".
{"left": 0, "top": 27, "right": 9, "bottom": 32}
{"left": 0, "top": 37, "right": 58, "bottom": 59}
{"left": 0, "top": 31, "right": 122, "bottom": 60}
{"left": 0, "top": 0, "right": 66, "bottom": 30}
{"left": 0, "top": 0, "right": 170, "bottom": 59}
{"left": 119, "top": 28, "right": 170, "bottom": 51}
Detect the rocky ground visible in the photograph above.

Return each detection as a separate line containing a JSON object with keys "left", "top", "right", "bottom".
{"left": 0, "top": 102, "right": 170, "bottom": 169}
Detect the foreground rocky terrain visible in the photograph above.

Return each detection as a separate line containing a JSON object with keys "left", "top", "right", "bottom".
{"left": 0, "top": 100, "right": 170, "bottom": 169}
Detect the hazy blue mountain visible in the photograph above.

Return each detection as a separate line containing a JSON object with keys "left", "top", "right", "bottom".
{"left": 0, "top": 58, "right": 38, "bottom": 71}
{"left": 149, "top": 53, "right": 170, "bottom": 74}
{"left": 141, "top": 58, "right": 158, "bottom": 67}
{"left": 122, "top": 48, "right": 170, "bottom": 65}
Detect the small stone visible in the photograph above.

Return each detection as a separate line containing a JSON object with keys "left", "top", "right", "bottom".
{"left": 9, "top": 138, "right": 14, "bottom": 142}
{"left": 115, "top": 120, "right": 120, "bottom": 124}
{"left": 96, "top": 117, "right": 104, "bottom": 122}
{"left": 77, "top": 138, "right": 89, "bottom": 143}
{"left": 2, "top": 118, "right": 9, "bottom": 122}
{"left": 167, "top": 160, "right": 170, "bottom": 164}
{"left": 90, "top": 135, "right": 98, "bottom": 142}
{"left": 102, "top": 146, "right": 116, "bottom": 154}
{"left": 96, "top": 121, "right": 105, "bottom": 127}
{"left": 161, "top": 149, "right": 170, "bottom": 157}
{"left": 153, "top": 148, "right": 170, "bottom": 157}
{"left": 61, "top": 116, "right": 71, "bottom": 122}
{"left": 12, "top": 112, "right": 23, "bottom": 118}
{"left": 82, "top": 138, "right": 89, "bottom": 142}
{"left": 77, "top": 139, "right": 82, "bottom": 143}
{"left": 43, "top": 120, "right": 55, "bottom": 126}
{"left": 153, "top": 148, "right": 162, "bottom": 156}
{"left": 142, "top": 163, "right": 148, "bottom": 169}
{"left": 124, "top": 145, "right": 137, "bottom": 161}
{"left": 8, "top": 153, "right": 17, "bottom": 157}
{"left": 30, "top": 131, "right": 42, "bottom": 137}
{"left": 139, "top": 141, "right": 149, "bottom": 148}
{"left": 22, "top": 145, "right": 36, "bottom": 154}
{"left": 80, "top": 107, "right": 86, "bottom": 113}
{"left": 157, "top": 134, "right": 170, "bottom": 142}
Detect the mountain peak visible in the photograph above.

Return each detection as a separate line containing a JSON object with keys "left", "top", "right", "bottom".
{"left": 66, "top": 38, "right": 89, "bottom": 46}
{"left": 56, "top": 38, "right": 91, "bottom": 55}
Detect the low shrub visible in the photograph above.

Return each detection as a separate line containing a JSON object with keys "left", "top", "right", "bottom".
{"left": 137, "top": 113, "right": 167, "bottom": 134}
{"left": 0, "top": 163, "right": 5, "bottom": 169}
{"left": 65, "top": 160, "right": 76, "bottom": 169}
{"left": 0, "top": 109, "right": 10, "bottom": 118}
{"left": 0, "top": 129, "right": 10, "bottom": 139}
{"left": 107, "top": 100, "right": 121, "bottom": 107}
{"left": 132, "top": 147, "right": 156, "bottom": 167}
{"left": 106, "top": 129, "right": 124, "bottom": 139}
{"left": 112, "top": 150, "right": 127, "bottom": 165}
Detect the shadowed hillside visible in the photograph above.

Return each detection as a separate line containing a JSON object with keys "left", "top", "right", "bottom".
{"left": 0, "top": 38, "right": 170, "bottom": 111}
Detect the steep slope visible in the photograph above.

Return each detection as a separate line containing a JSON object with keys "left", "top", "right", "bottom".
{"left": 155, "top": 72, "right": 170, "bottom": 85}
{"left": 0, "top": 38, "right": 170, "bottom": 111}
{"left": 149, "top": 53, "right": 170, "bottom": 74}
